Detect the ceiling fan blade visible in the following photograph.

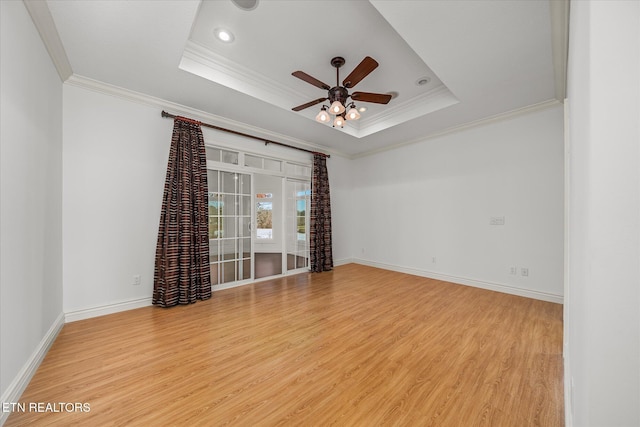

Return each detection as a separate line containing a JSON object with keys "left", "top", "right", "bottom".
{"left": 351, "top": 91, "right": 392, "bottom": 104}
{"left": 292, "top": 71, "right": 331, "bottom": 90}
{"left": 292, "top": 98, "right": 328, "bottom": 112}
{"left": 342, "top": 56, "right": 379, "bottom": 89}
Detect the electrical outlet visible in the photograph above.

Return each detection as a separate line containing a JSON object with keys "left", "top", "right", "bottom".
{"left": 133, "top": 275, "right": 141, "bottom": 286}
{"left": 490, "top": 216, "right": 505, "bottom": 225}
{"left": 432, "top": 257, "right": 437, "bottom": 263}
{"left": 510, "top": 267, "right": 517, "bottom": 275}
{"left": 521, "top": 268, "right": 529, "bottom": 277}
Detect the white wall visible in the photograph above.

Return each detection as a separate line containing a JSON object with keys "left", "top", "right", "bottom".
{"left": 326, "top": 154, "right": 354, "bottom": 265}
{"left": 350, "top": 105, "right": 564, "bottom": 301}
{"left": 565, "top": 1, "right": 640, "bottom": 425}
{"left": 0, "top": 0, "right": 63, "bottom": 403}
{"left": 62, "top": 85, "right": 172, "bottom": 314}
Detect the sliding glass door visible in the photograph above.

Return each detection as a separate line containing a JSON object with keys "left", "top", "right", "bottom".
{"left": 206, "top": 145, "right": 312, "bottom": 289}
{"left": 208, "top": 170, "right": 252, "bottom": 287}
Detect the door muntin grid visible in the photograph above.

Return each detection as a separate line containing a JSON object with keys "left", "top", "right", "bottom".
{"left": 208, "top": 170, "right": 252, "bottom": 285}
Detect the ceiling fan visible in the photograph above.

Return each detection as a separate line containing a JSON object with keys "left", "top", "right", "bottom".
{"left": 291, "top": 56, "right": 392, "bottom": 128}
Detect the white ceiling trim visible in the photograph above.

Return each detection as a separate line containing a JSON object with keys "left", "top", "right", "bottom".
{"left": 23, "top": 0, "right": 73, "bottom": 82}
{"left": 359, "top": 84, "right": 459, "bottom": 137}
{"left": 64, "top": 74, "right": 347, "bottom": 158}
{"left": 180, "top": 40, "right": 307, "bottom": 112}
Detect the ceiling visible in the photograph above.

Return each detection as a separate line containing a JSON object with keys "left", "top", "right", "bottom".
{"left": 30, "top": 0, "right": 567, "bottom": 158}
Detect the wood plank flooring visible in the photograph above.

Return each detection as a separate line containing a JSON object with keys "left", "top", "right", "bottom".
{"left": 6, "top": 264, "right": 564, "bottom": 426}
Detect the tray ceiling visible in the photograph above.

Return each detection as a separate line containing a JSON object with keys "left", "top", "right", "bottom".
{"left": 38, "top": 0, "right": 564, "bottom": 157}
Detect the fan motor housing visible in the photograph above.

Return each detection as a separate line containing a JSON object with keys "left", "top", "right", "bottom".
{"left": 329, "top": 86, "right": 349, "bottom": 106}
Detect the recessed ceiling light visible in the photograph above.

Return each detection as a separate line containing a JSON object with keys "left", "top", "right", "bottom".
{"left": 231, "top": 0, "right": 259, "bottom": 11}
{"left": 358, "top": 106, "right": 367, "bottom": 112}
{"left": 214, "top": 28, "right": 235, "bottom": 43}
{"left": 416, "top": 76, "right": 431, "bottom": 86}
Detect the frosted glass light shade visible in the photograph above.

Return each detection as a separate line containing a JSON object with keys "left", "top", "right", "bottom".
{"left": 333, "top": 116, "right": 345, "bottom": 128}
{"left": 329, "top": 101, "right": 345, "bottom": 115}
{"left": 345, "top": 106, "right": 361, "bottom": 120}
{"left": 315, "top": 108, "right": 330, "bottom": 123}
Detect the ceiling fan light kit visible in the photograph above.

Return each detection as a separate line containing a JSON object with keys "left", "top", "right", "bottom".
{"left": 292, "top": 56, "right": 392, "bottom": 129}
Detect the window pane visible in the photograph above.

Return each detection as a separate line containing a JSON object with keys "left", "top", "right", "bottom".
{"left": 207, "top": 170, "right": 219, "bottom": 191}
{"left": 286, "top": 163, "right": 310, "bottom": 177}
{"left": 241, "top": 237, "right": 251, "bottom": 257}
{"left": 209, "top": 216, "right": 222, "bottom": 239}
{"left": 256, "top": 201, "right": 273, "bottom": 239}
{"left": 240, "top": 195, "right": 251, "bottom": 216}
{"left": 297, "top": 208, "right": 306, "bottom": 241}
{"left": 240, "top": 174, "right": 251, "bottom": 195}
{"left": 240, "top": 216, "right": 251, "bottom": 238}
{"left": 221, "top": 150, "right": 238, "bottom": 165}
{"left": 206, "top": 147, "right": 221, "bottom": 162}
{"left": 221, "top": 195, "right": 236, "bottom": 216}
{"left": 264, "top": 158, "right": 281, "bottom": 172}
{"left": 208, "top": 190, "right": 221, "bottom": 239}
{"left": 241, "top": 259, "right": 251, "bottom": 280}
{"left": 209, "top": 240, "right": 220, "bottom": 261}
{"left": 221, "top": 261, "right": 236, "bottom": 283}
{"left": 245, "top": 154, "right": 262, "bottom": 169}
{"left": 208, "top": 193, "right": 222, "bottom": 215}
{"left": 221, "top": 217, "right": 236, "bottom": 238}
{"left": 221, "top": 172, "right": 237, "bottom": 193}
{"left": 220, "top": 240, "right": 236, "bottom": 260}
{"left": 210, "top": 263, "right": 219, "bottom": 285}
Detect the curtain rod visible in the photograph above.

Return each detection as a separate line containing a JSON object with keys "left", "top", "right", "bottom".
{"left": 161, "top": 111, "right": 329, "bottom": 158}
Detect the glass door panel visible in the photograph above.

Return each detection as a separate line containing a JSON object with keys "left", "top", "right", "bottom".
{"left": 254, "top": 174, "right": 283, "bottom": 279}
{"left": 286, "top": 179, "right": 310, "bottom": 271}
{"left": 208, "top": 169, "right": 252, "bottom": 286}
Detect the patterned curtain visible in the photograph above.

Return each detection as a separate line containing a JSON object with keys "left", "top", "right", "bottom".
{"left": 310, "top": 154, "right": 333, "bottom": 272}
{"left": 153, "top": 117, "right": 211, "bottom": 307}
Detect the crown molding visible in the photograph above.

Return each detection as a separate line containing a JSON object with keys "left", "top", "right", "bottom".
{"left": 363, "top": 84, "right": 451, "bottom": 124}
{"left": 65, "top": 75, "right": 560, "bottom": 161}
{"left": 64, "top": 74, "right": 348, "bottom": 159}
{"left": 357, "top": 85, "right": 459, "bottom": 137}
{"left": 550, "top": 0, "right": 569, "bottom": 102}
{"left": 353, "top": 99, "right": 562, "bottom": 159}
{"left": 23, "top": 0, "right": 73, "bottom": 82}
{"left": 181, "top": 40, "right": 309, "bottom": 109}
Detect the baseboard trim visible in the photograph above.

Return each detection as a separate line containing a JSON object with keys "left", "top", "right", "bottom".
{"left": 65, "top": 297, "right": 152, "bottom": 323}
{"left": 351, "top": 259, "right": 564, "bottom": 304}
{"left": 0, "top": 312, "right": 65, "bottom": 426}
{"left": 334, "top": 258, "right": 355, "bottom": 267}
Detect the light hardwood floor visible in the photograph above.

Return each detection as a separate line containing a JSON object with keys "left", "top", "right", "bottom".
{"left": 7, "top": 264, "right": 563, "bottom": 426}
